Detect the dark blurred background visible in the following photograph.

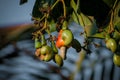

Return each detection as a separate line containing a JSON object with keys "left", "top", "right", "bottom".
{"left": 0, "top": 0, "right": 120, "bottom": 80}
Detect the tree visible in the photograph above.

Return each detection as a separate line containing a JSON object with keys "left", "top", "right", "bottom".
{"left": 19, "top": 0, "right": 120, "bottom": 68}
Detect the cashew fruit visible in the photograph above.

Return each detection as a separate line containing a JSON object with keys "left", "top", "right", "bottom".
{"left": 106, "top": 38, "right": 117, "bottom": 53}
{"left": 113, "top": 54, "right": 120, "bottom": 67}
{"left": 40, "top": 45, "right": 53, "bottom": 61}
{"left": 56, "top": 29, "right": 73, "bottom": 48}
{"left": 54, "top": 54, "right": 63, "bottom": 67}
{"left": 35, "top": 38, "right": 42, "bottom": 49}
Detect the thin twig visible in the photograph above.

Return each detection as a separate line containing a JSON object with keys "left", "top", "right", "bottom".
{"left": 60, "top": 0, "right": 66, "bottom": 18}
{"left": 108, "top": 0, "right": 119, "bottom": 33}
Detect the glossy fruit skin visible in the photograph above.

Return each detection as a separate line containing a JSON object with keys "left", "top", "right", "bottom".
{"left": 40, "top": 45, "right": 51, "bottom": 55}
{"left": 62, "top": 30, "right": 73, "bottom": 46}
{"left": 106, "top": 38, "right": 117, "bottom": 53}
{"left": 54, "top": 54, "right": 63, "bottom": 67}
{"left": 113, "top": 54, "right": 120, "bottom": 67}
{"left": 44, "top": 52, "right": 53, "bottom": 61}
{"left": 56, "top": 29, "right": 73, "bottom": 48}
{"left": 40, "top": 45, "right": 53, "bottom": 61}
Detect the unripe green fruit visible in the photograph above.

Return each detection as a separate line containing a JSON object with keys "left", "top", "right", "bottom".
{"left": 106, "top": 38, "right": 117, "bottom": 53}
{"left": 113, "top": 54, "right": 120, "bottom": 67}
{"left": 44, "top": 53, "right": 53, "bottom": 61}
{"left": 40, "top": 45, "right": 52, "bottom": 55}
{"left": 40, "top": 45, "right": 53, "bottom": 61}
{"left": 54, "top": 54, "right": 63, "bottom": 67}
{"left": 62, "top": 29, "right": 73, "bottom": 46}
{"left": 35, "top": 38, "right": 42, "bottom": 49}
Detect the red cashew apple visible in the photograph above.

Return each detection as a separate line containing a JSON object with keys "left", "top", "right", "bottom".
{"left": 56, "top": 29, "right": 73, "bottom": 48}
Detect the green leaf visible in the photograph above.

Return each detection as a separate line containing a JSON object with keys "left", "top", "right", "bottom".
{"left": 79, "top": 13, "right": 93, "bottom": 26}
{"left": 71, "top": 12, "right": 98, "bottom": 36}
{"left": 72, "top": 39, "right": 81, "bottom": 52}
{"left": 89, "top": 32, "right": 105, "bottom": 39}
{"left": 102, "top": 0, "right": 116, "bottom": 8}
{"left": 70, "top": 0, "right": 77, "bottom": 12}
{"left": 71, "top": 11, "right": 80, "bottom": 24}
{"left": 79, "top": 13, "right": 98, "bottom": 36}
{"left": 32, "top": 0, "right": 43, "bottom": 18}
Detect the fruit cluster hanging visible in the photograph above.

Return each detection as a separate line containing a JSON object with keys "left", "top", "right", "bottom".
{"left": 31, "top": 0, "right": 120, "bottom": 67}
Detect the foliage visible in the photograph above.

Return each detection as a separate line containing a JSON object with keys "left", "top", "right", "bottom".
{"left": 20, "top": 0, "right": 120, "bottom": 67}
